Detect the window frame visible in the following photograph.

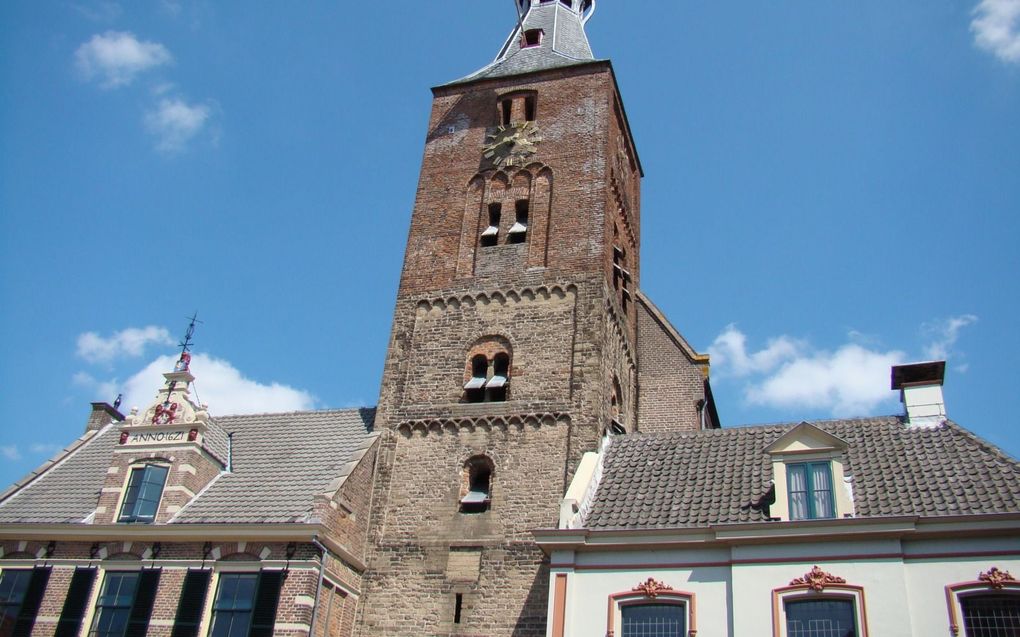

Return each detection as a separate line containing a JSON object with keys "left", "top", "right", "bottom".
{"left": 88, "top": 571, "right": 141, "bottom": 637}
{"left": 117, "top": 463, "right": 170, "bottom": 524}
{"left": 606, "top": 579, "right": 696, "bottom": 637}
{"left": 945, "top": 568, "right": 1020, "bottom": 637}
{"left": 207, "top": 572, "right": 260, "bottom": 637}
{"left": 786, "top": 461, "right": 835, "bottom": 521}
{"left": 772, "top": 568, "right": 868, "bottom": 637}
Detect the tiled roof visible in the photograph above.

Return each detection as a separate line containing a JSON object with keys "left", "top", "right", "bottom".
{"left": 446, "top": 2, "right": 596, "bottom": 86}
{"left": 585, "top": 417, "right": 1020, "bottom": 529}
{"left": 0, "top": 408, "right": 376, "bottom": 526}
{"left": 173, "top": 408, "right": 375, "bottom": 524}
{"left": 0, "top": 427, "right": 119, "bottom": 524}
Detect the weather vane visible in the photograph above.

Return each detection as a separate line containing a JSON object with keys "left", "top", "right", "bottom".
{"left": 174, "top": 312, "right": 202, "bottom": 372}
{"left": 162, "top": 313, "right": 202, "bottom": 411}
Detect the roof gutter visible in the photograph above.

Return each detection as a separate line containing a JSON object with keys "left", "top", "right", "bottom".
{"left": 0, "top": 522, "right": 367, "bottom": 572}
{"left": 531, "top": 512, "right": 1020, "bottom": 553}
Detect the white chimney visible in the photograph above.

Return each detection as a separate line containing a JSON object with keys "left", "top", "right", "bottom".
{"left": 891, "top": 361, "right": 946, "bottom": 427}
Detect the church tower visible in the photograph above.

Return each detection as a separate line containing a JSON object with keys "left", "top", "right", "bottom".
{"left": 358, "top": 2, "right": 715, "bottom": 634}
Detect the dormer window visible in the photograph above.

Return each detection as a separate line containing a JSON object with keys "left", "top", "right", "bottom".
{"left": 522, "top": 29, "right": 543, "bottom": 48}
{"left": 118, "top": 464, "right": 168, "bottom": 523}
{"left": 787, "top": 461, "right": 835, "bottom": 520}
{"left": 764, "top": 423, "right": 852, "bottom": 522}
{"left": 508, "top": 200, "right": 529, "bottom": 244}
{"left": 481, "top": 203, "right": 501, "bottom": 247}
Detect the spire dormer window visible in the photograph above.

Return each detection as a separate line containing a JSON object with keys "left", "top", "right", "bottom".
{"left": 522, "top": 29, "right": 543, "bottom": 49}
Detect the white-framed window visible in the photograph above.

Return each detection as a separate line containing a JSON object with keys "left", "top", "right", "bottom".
{"left": 772, "top": 567, "right": 868, "bottom": 637}
{"left": 607, "top": 579, "right": 696, "bottom": 637}
{"left": 118, "top": 464, "right": 169, "bottom": 524}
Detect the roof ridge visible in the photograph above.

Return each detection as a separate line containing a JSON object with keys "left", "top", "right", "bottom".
{"left": 212, "top": 406, "right": 375, "bottom": 421}
{"left": 623, "top": 415, "right": 904, "bottom": 440}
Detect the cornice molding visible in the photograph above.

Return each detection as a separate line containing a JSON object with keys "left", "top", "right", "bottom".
{"left": 396, "top": 412, "right": 570, "bottom": 437}
{"left": 414, "top": 283, "right": 577, "bottom": 312}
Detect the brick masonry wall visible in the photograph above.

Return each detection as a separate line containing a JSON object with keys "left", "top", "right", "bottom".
{"left": 635, "top": 295, "right": 709, "bottom": 433}
{"left": 0, "top": 540, "right": 354, "bottom": 637}
{"left": 361, "top": 56, "right": 708, "bottom": 636}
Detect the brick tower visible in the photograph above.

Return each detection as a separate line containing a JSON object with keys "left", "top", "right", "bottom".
{"left": 356, "top": 2, "right": 715, "bottom": 635}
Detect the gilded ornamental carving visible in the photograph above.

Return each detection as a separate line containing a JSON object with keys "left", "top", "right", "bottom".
{"left": 978, "top": 567, "right": 1016, "bottom": 589}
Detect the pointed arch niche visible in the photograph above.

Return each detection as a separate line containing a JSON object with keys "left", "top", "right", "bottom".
{"left": 456, "top": 167, "right": 552, "bottom": 278}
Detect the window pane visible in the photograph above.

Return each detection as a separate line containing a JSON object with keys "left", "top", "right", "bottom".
{"left": 119, "top": 469, "right": 145, "bottom": 521}
{"left": 961, "top": 594, "right": 1020, "bottom": 637}
{"left": 621, "top": 603, "right": 685, "bottom": 637}
{"left": 91, "top": 573, "right": 139, "bottom": 637}
{"left": 810, "top": 463, "right": 835, "bottom": 518}
{"left": 210, "top": 574, "right": 258, "bottom": 637}
{"left": 788, "top": 465, "right": 809, "bottom": 520}
{"left": 0, "top": 570, "right": 32, "bottom": 636}
{"left": 786, "top": 599, "right": 856, "bottom": 637}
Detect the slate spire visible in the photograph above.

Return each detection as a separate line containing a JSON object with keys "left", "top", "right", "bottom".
{"left": 450, "top": 0, "right": 597, "bottom": 85}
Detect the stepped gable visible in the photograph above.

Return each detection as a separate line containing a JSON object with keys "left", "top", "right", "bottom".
{"left": 585, "top": 416, "right": 1020, "bottom": 529}
{"left": 174, "top": 407, "right": 375, "bottom": 524}
{"left": 0, "top": 407, "right": 376, "bottom": 526}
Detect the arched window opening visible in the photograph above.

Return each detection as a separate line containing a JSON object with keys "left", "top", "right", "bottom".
{"left": 525, "top": 96, "right": 537, "bottom": 122}
{"left": 465, "top": 355, "right": 488, "bottom": 403}
{"left": 488, "top": 354, "right": 510, "bottom": 402}
{"left": 522, "top": 29, "right": 543, "bottom": 49}
{"left": 481, "top": 203, "right": 501, "bottom": 247}
{"left": 460, "top": 457, "right": 494, "bottom": 513}
{"left": 508, "top": 200, "right": 529, "bottom": 244}
{"left": 608, "top": 376, "right": 625, "bottom": 434}
{"left": 463, "top": 341, "right": 512, "bottom": 403}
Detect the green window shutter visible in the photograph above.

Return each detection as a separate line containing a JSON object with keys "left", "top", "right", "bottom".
{"left": 170, "top": 570, "right": 211, "bottom": 637}
{"left": 11, "top": 567, "right": 51, "bottom": 637}
{"left": 55, "top": 568, "right": 97, "bottom": 637}
{"left": 124, "top": 569, "right": 161, "bottom": 637}
{"left": 248, "top": 571, "right": 285, "bottom": 637}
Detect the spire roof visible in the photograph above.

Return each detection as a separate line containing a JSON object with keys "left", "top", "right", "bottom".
{"left": 447, "top": 0, "right": 598, "bottom": 86}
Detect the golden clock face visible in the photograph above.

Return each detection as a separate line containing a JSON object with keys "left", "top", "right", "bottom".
{"left": 483, "top": 121, "right": 543, "bottom": 168}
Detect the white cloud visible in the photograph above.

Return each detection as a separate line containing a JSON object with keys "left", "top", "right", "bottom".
{"left": 710, "top": 326, "right": 907, "bottom": 417}
{"left": 745, "top": 344, "right": 906, "bottom": 416}
{"left": 0, "top": 446, "right": 21, "bottom": 461}
{"left": 923, "top": 314, "right": 978, "bottom": 361}
{"left": 76, "top": 326, "right": 173, "bottom": 364}
{"left": 145, "top": 97, "right": 212, "bottom": 153}
{"left": 75, "top": 31, "right": 173, "bottom": 88}
{"left": 116, "top": 353, "right": 316, "bottom": 416}
{"left": 708, "top": 324, "right": 803, "bottom": 378}
{"left": 972, "top": 0, "right": 1020, "bottom": 64}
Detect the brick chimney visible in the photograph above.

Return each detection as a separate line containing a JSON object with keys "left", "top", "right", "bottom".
{"left": 86, "top": 402, "right": 124, "bottom": 433}
{"left": 891, "top": 361, "right": 946, "bottom": 427}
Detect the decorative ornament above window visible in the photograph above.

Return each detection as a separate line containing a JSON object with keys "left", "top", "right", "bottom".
{"left": 631, "top": 578, "right": 673, "bottom": 598}
{"left": 978, "top": 567, "right": 1016, "bottom": 589}
{"left": 789, "top": 566, "right": 847, "bottom": 592}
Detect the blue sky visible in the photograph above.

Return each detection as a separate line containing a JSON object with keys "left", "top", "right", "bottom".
{"left": 1, "top": 1, "right": 1018, "bottom": 489}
